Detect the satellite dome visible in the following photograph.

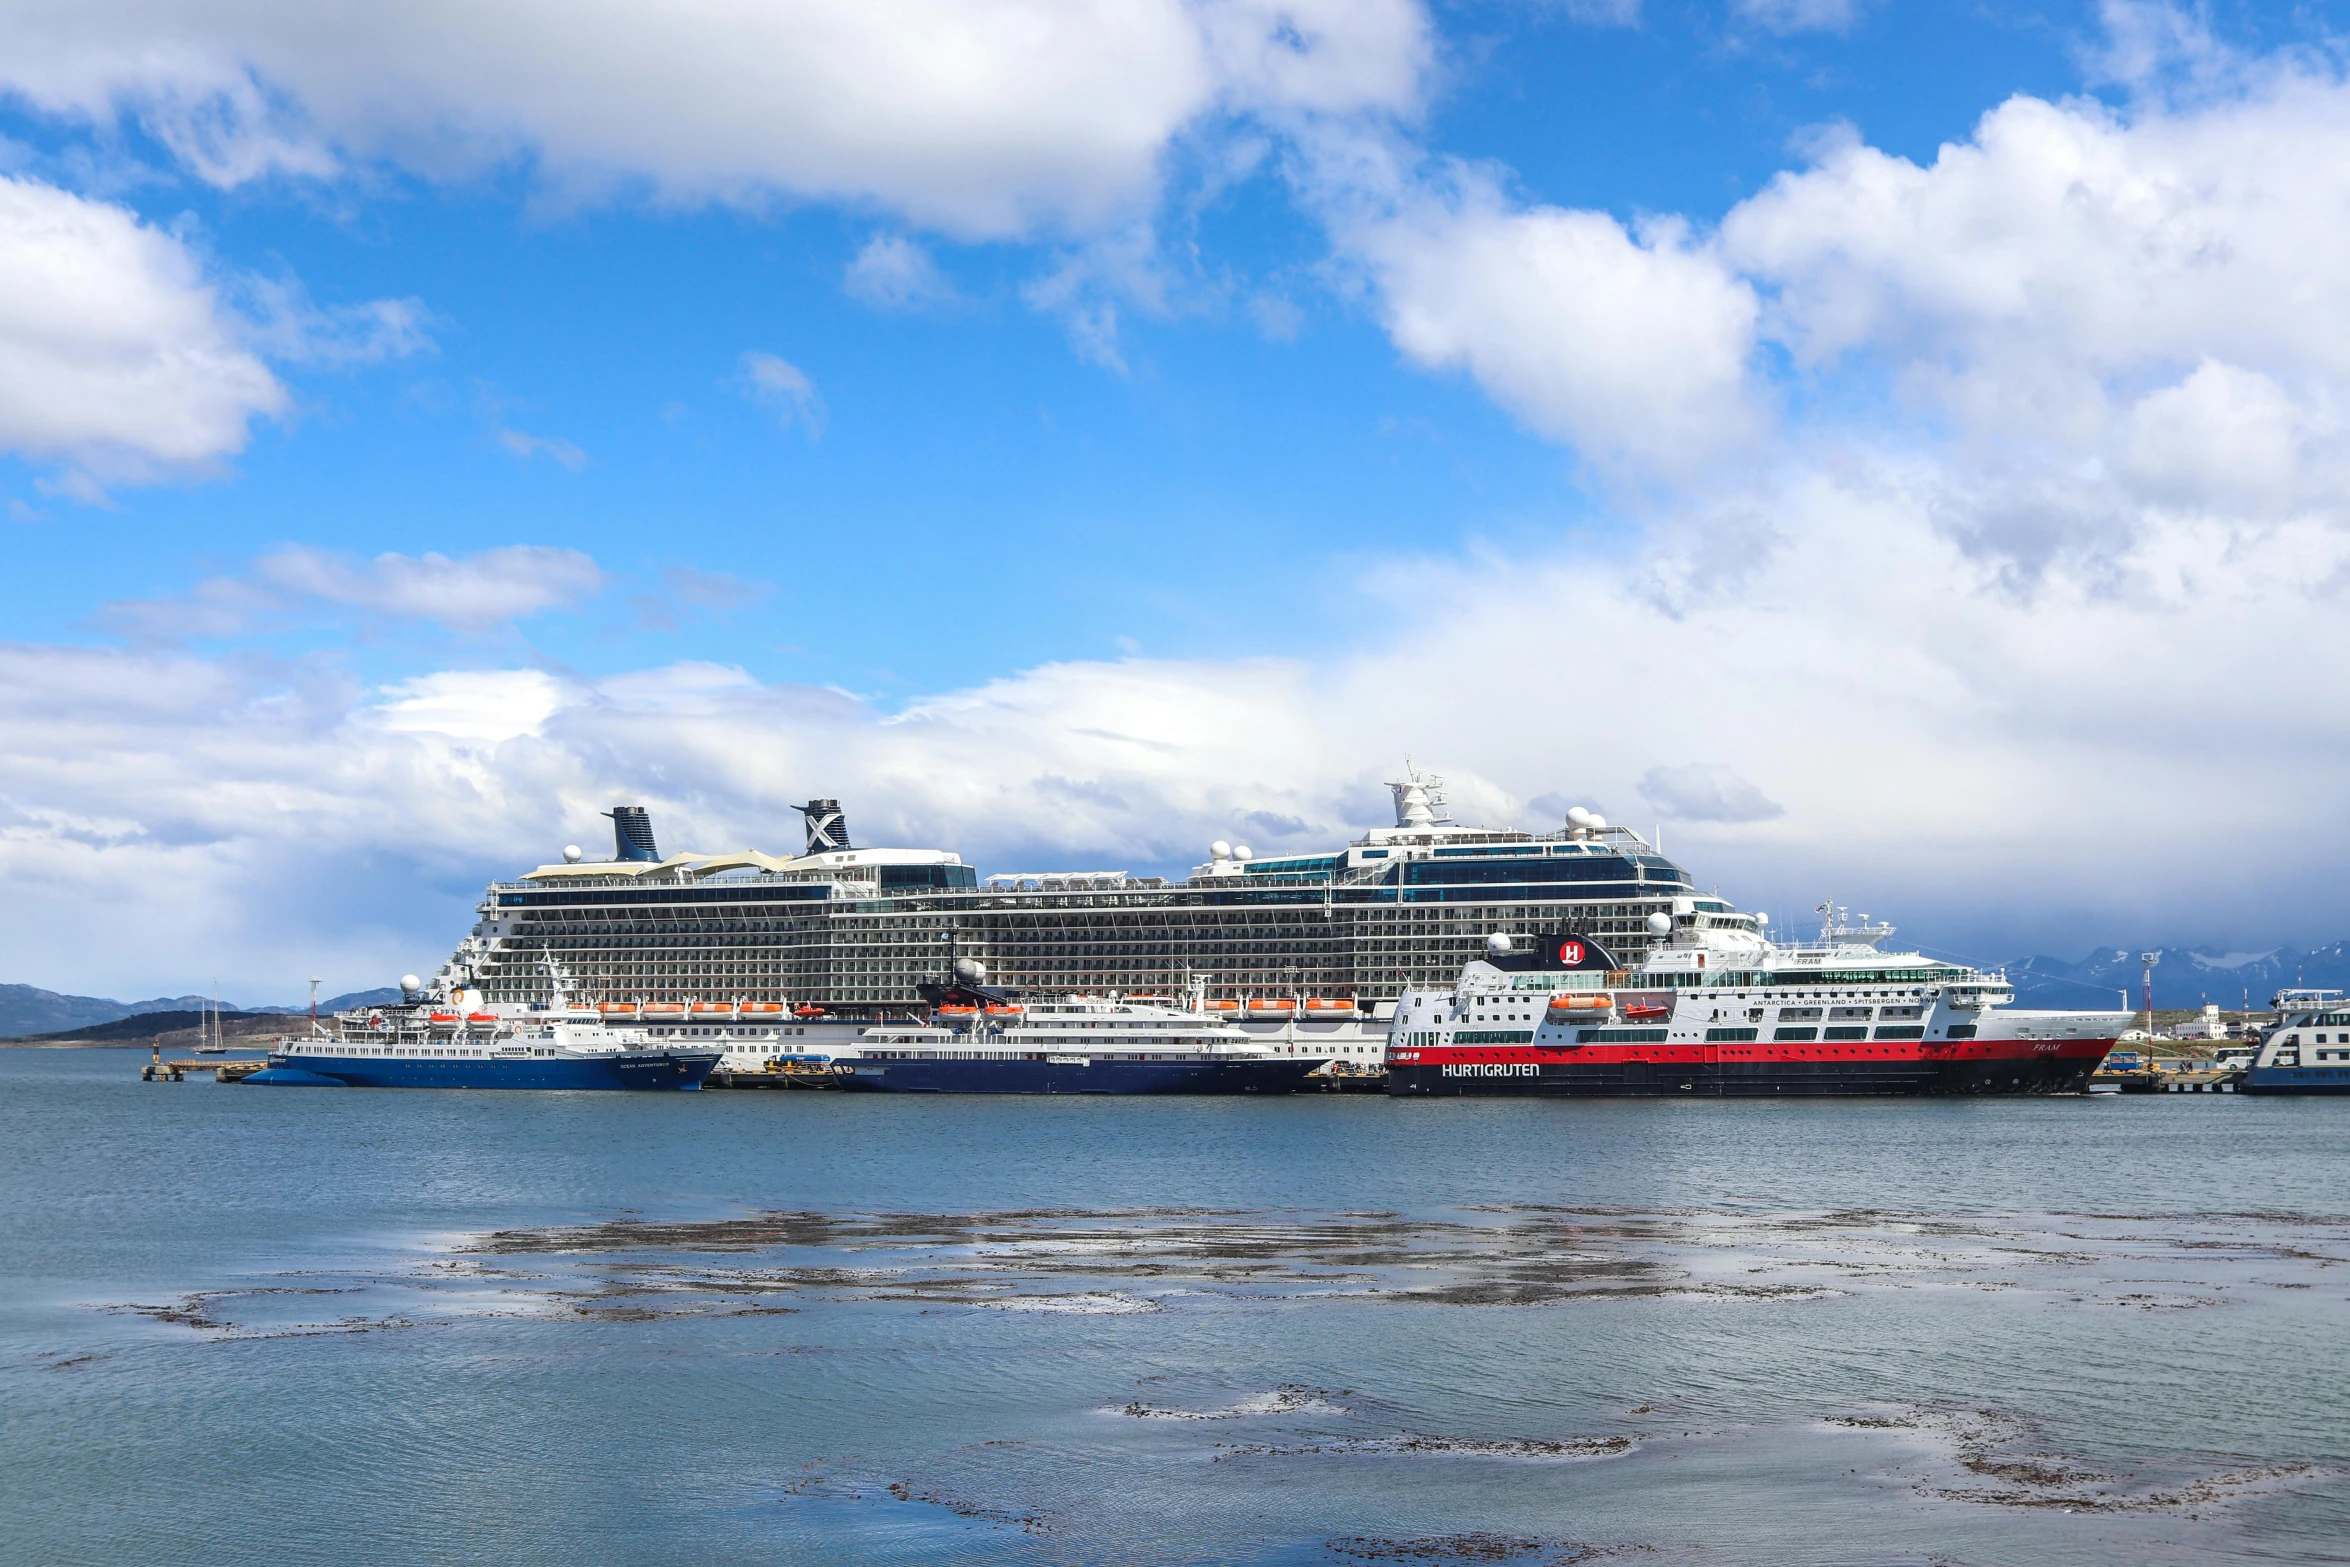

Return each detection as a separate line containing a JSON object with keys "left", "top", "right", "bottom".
{"left": 1566, "top": 806, "right": 1594, "bottom": 828}
{"left": 1211, "top": 840, "right": 1232, "bottom": 860}
{"left": 562, "top": 844, "right": 582, "bottom": 863}
{"left": 1755, "top": 911, "right": 1769, "bottom": 927}
{"left": 1233, "top": 845, "right": 1253, "bottom": 861}
{"left": 1646, "top": 912, "right": 1671, "bottom": 936}
{"left": 954, "top": 957, "right": 986, "bottom": 982}
{"left": 399, "top": 974, "right": 422, "bottom": 993}
{"left": 1586, "top": 814, "right": 1607, "bottom": 830}
{"left": 1486, "top": 931, "right": 1514, "bottom": 955}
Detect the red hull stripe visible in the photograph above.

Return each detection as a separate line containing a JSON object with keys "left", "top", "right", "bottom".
{"left": 1393, "top": 1038, "right": 2115, "bottom": 1067}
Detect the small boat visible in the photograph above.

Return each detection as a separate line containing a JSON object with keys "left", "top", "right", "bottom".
{"left": 1303, "top": 998, "right": 1358, "bottom": 1017}
{"left": 740, "top": 1001, "right": 787, "bottom": 1016}
{"left": 599, "top": 1002, "right": 639, "bottom": 1017}
{"left": 1246, "top": 999, "right": 1297, "bottom": 1018}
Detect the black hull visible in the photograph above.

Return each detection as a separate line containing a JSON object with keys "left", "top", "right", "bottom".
{"left": 838, "top": 1056, "right": 1324, "bottom": 1095}
{"left": 1388, "top": 1056, "right": 2097, "bottom": 1098}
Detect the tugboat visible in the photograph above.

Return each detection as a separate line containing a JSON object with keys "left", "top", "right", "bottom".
{"left": 1386, "top": 904, "right": 2126, "bottom": 1097}
{"left": 2238, "top": 990, "right": 2350, "bottom": 1094}
{"left": 832, "top": 961, "right": 1328, "bottom": 1094}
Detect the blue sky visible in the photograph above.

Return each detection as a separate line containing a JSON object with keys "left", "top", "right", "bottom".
{"left": 7, "top": 0, "right": 2350, "bottom": 997}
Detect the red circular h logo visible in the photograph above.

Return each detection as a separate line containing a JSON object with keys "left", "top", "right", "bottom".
{"left": 1558, "top": 940, "right": 1585, "bottom": 965}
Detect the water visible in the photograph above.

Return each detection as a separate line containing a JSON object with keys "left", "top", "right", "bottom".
{"left": 5, "top": 1050, "right": 2348, "bottom": 1566}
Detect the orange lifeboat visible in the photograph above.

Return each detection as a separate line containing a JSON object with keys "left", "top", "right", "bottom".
{"left": 689, "top": 1001, "right": 736, "bottom": 1016}
{"left": 1205, "top": 999, "right": 1242, "bottom": 1015}
{"left": 427, "top": 1011, "right": 460, "bottom": 1026}
{"left": 793, "top": 1003, "right": 827, "bottom": 1018}
{"left": 739, "top": 1001, "right": 786, "bottom": 1015}
{"left": 936, "top": 1003, "right": 979, "bottom": 1019}
{"left": 1303, "top": 998, "right": 1358, "bottom": 1016}
{"left": 642, "top": 1002, "right": 687, "bottom": 1019}
{"left": 1246, "top": 999, "right": 1298, "bottom": 1018}
{"left": 984, "top": 1004, "right": 1024, "bottom": 1016}
{"left": 599, "top": 1002, "right": 639, "bottom": 1017}
{"left": 465, "top": 1011, "right": 498, "bottom": 1027}
{"left": 1547, "top": 992, "right": 1614, "bottom": 1015}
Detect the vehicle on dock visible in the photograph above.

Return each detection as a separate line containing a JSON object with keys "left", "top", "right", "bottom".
{"left": 2239, "top": 990, "right": 2350, "bottom": 1095}
{"left": 1385, "top": 906, "right": 2126, "bottom": 1098}
{"left": 830, "top": 967, "right": 1329, "bottom": 1095}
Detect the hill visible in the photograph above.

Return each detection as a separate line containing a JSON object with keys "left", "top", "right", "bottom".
{"left": 2004, "top": 943, "right": 2350, "bottom": 1011}
{"left": 0, "top": 983, "right": 407, "bottom": 1038}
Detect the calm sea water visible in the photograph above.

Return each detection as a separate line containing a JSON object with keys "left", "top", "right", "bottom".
{"left": 5, "top": 1049, "right": 2348, "bottom": 1567}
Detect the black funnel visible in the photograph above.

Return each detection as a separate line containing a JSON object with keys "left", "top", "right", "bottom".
{"left": 605, "top": 805, "right": 660, "bottom": 862}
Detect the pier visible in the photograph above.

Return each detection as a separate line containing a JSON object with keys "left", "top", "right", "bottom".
{"left": 141, "top": 1051, "right": 271, "bottom": 1083}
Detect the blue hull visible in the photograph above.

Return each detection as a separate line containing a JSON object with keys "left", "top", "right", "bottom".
{"left": 2241, "top": 1066, "right": 2350, "bottom": 1095}
{"left": 250, "top": 1050, "right": 721, "bottom": 1090}
{"left": 838, "top": 1057, "right": 1322, "bottom": 1094}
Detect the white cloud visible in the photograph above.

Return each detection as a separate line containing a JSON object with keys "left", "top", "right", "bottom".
{"left": 1732, "top": 0, "right": 1868, "bottom": 35}
{"left": 844, "top": 234, "right": 957, "bottom": 312}
{"left": 95, "top": 544, "right": 606, "bottom": 637}
{"left": 1638, "top": 763, "right": 1783, "bottom": 823}
{"left": 495, "top": 427, "right": 589, "bottom": 470}
{"left": 737, "top": 352, "right": 824, "bottom": 434}
{"left": 0, "top": 0, "right": 1432, "bottom": 238}
{"left": 14, "top": 463, "right": 2350, "bottom": 998}
{"left": 0, "top": 172, "right": 283, "bottom": 486}
{"left": 1336, "top": 162, "right": 1762, "bottom": 475}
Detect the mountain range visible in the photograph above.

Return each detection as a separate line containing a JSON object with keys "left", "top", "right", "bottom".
{"left": 0, "top": 983, "right": 407, "bottom": 1040}
{"left": 2001, "top": 943, "right": 2350, "bottom": 1011}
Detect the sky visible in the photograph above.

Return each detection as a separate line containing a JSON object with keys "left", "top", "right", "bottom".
{"left": 5, "top": 0, "right": 2350, "bottom": 1000}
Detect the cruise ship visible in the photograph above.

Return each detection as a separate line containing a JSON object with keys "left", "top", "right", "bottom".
{"left": 1386, "top": 912, "right": 2125, "bottom": 1096}
{"left": 426, "top": 774, "right": 1706, "bottom": 1069}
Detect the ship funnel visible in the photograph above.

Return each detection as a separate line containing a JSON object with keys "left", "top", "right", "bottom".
{"left": 605, "top": 805, "right": 660, "bottom": 862}
{"left": 800, "top": 798, "right": 852, "bottom": 855}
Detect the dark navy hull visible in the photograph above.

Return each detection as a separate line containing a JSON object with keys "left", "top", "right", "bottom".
{"left": 1389, "top": 1056, "right": 2098, "bottom": 1097}
{"left": 2241, "top": 1066, "right": 2350, "bottom": 1095}
{"left": 838, "top": 1056, "right": 1323, "bottom": 1094}
{"left": 251, "top": 1050, "right": 721, "bottom": 1090}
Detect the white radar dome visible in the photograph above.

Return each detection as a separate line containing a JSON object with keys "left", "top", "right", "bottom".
{"left": 1755, "top": 912, "right": 1769, "bottom": 927}
{"left": 562, "top": 844, "right": 582, "bottom": 863}
{"left": 954, "top": 957, "right": 987, "bottom": 982}
{"left": 1233, "top": 845, "right": 1253, "bottom": 861}
{"left": 1646, "top": 912, "right": 1671, "bottom": 937}
{"left": 399, "top": 974, "right": 422, "bottom": 993}
{"left": 1486, "top": 932, "right": 1514, "bottom": 955}
{"left": 1211, "top": 841, "right": 1232, "bottom": 860}
{"left": 1566, "top": 806, "right": 1594, "bottom": 828}
{"left": 1585, "top": 814, "right": 1606, "bottom": 830}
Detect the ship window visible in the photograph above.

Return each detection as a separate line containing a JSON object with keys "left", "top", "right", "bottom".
{"left": 1773, "top": 1027, "right": 1818, "bottom": 1042}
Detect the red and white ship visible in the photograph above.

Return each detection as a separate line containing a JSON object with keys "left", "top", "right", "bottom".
{"left": 1385, "top": 904, "right": 2124, "bottom": 1097}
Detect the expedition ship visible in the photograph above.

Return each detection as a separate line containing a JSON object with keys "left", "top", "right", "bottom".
{"left": 426, "top": 774, "right": 1707, "bottom": 1068}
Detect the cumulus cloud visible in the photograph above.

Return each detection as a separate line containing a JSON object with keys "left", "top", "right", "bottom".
{"left": 495, "top": 428, "right": 588, "bottom": 470}
{"left": 737, "top": 352, "right": 824, "bottom": 434}
{"left": 95, "top": 545, "right": 606, "bottom": 638}
{"left": 1333, "top": 161, "right": 1762, "bottom": 476}
{"left": 0, "top": 172, "right": 283, "bottom": 488}
{"left": 0, "top": 0, "right": 1431, "bottom": 237}
{"left": 1638, "top": 764, "right": 1783, "bottom": 823}
{"left": 1732, "top": 0, "right": 1869, "bottom": 35}
{"left": 844, "top": 234, "right": 957, "bottom": 312}
{"left": 17, "top": 457, "right": 2350, "bottom": 997}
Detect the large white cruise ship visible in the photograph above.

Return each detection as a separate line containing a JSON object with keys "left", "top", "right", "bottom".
{"left": 417, "top": 774, "right": 1708, "bottom": 1070}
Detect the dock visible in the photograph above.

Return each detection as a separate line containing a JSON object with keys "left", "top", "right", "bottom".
{"left": 142, "top": 1052, "right": 271, "bottom": 1083}
{"left": 705, "top": 1063, "right": 851, "bottom": 1090}
{"left": 2089, "top": 1067, "right": 2243, "bottom": 1093}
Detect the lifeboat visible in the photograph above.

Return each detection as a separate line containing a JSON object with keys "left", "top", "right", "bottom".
{"left": 427, "top": 1011, "right": 460, "bottom": 1026}
{"left": 984, "top": 1004, "right": 1024, "bottom": 1016}
{"left": 935, "top": 1003, "right": 979, "bottom": 1017}
{"left": 599, "top": 1002, "right": 639, "bottom": 1017}
{"left": 1546, "top": 993, "right": 1614, "bottom": 1015}
{"left": 689, "top": 1001, "right": 736, "bottom": 1016}
{"left": 1205, "top": 999, "right": 1242, "bottom": 1015}
{"left": 1246, "top": 999, "right": 1298, "bottom": 1018}
{"left": 465, "top": 1011, "right": 499, "bottom": 1027}
{"left": 642, "top": 1003, "right": 687, "bottom": 1019}
{"left": 793, "top": 1004, "right": 827, "bottom": 1018}
{"left": 739, "top": 1001, "right": 786, "bottom": 1015}
{"left": 1303, "top": 998, "right": 1358, "bottom": 1016}
{"left": 1618, "top": 999, "right": 1670, "bottom": 1022}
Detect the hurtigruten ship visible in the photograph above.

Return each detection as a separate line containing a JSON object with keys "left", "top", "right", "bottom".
{"left": 424, "top": 774, "right": 1703, "bottom": 1070}
{"left": 1386, "top": 912, "right": 2125, "bottom": 1096}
